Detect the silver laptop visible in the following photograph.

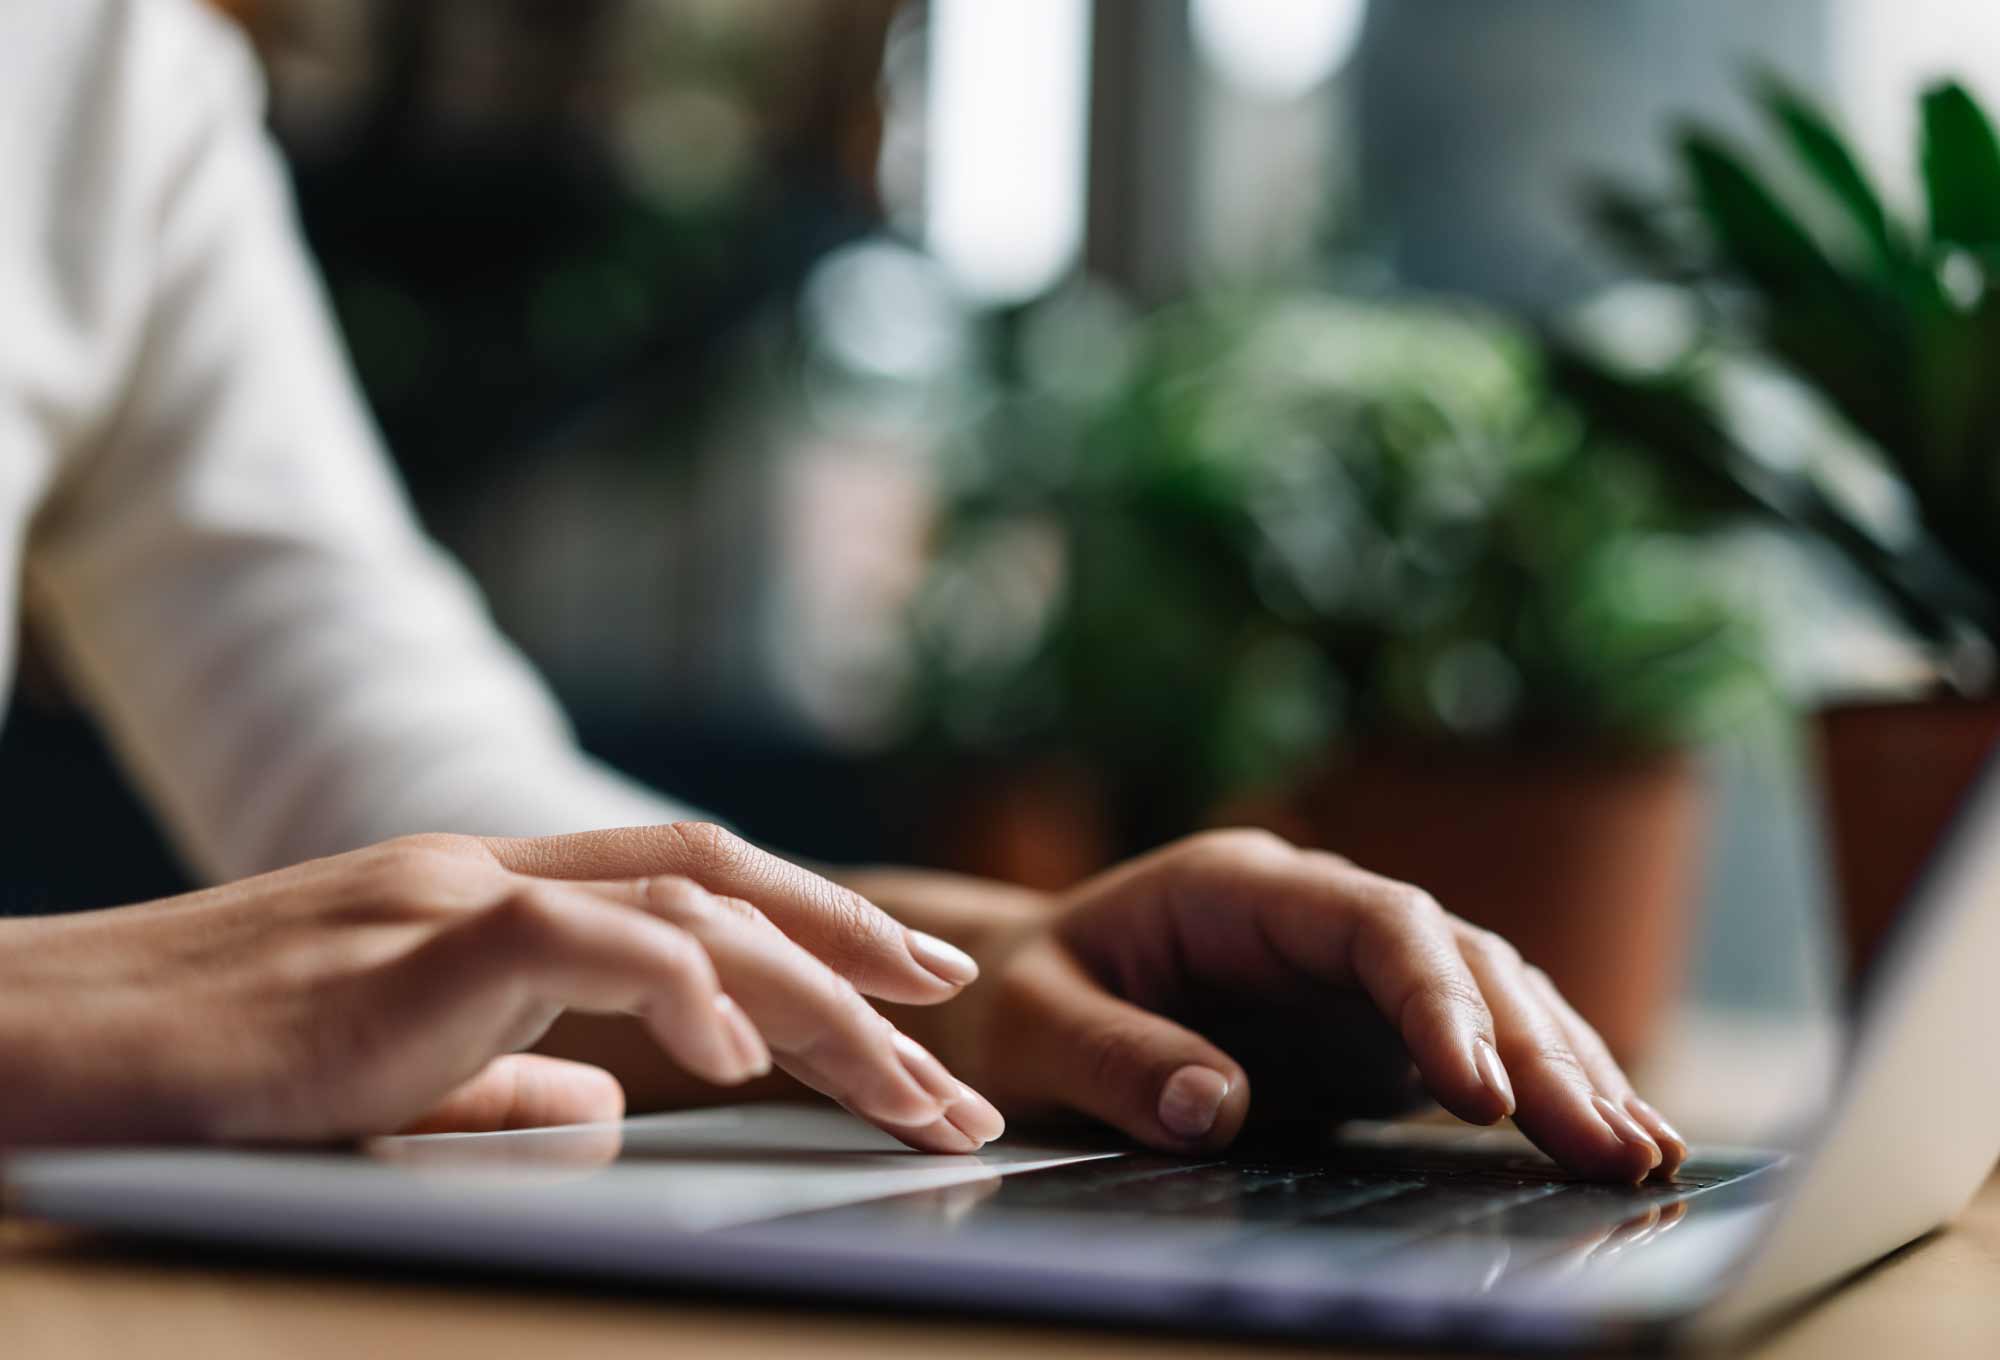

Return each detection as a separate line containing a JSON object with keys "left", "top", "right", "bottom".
{"left": 11, "top": 754, "right": 2000, "bottom": 1350}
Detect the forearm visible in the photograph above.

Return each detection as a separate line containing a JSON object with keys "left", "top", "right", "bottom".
{"left": 0, "top": 913, "right": 222, "bottom": 1148}
{"left": 23, "top": 10, "right": 695, "bottom": 880}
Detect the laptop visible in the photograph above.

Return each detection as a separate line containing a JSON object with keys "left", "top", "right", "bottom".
{"left": 10, "top": 754, "right": 2000, "bottom": 1351}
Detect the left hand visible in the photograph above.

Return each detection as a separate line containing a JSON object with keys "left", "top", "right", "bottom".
{"left": 0, "top": 824, "right": 998, "bottom": 1150}
{"left": 873, "top": 829, "right": 1686, "bottom": 1182}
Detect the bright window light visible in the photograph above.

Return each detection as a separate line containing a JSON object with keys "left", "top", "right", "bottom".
{"left": 1835, "top": 0, "right": 2000, "bottom": 212}
{"left": 925, "top": 0, "right": 1091, "bottom": 305}
{"left": 1192, "top": 0, "right": 1368, "bottom": 101}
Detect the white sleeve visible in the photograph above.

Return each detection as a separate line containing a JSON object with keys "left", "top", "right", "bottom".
{"left": 24, "top": 2, "right": 695, "bottom": 880}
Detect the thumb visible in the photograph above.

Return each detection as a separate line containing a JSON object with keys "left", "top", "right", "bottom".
{"left": 1006, "top": 945, "right": 1250, "bottom": 1153}
{"left": 395, "top": 1054, "right": 626, "bottom": 1136}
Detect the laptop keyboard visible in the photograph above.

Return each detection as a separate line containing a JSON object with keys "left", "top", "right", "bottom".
{"left": 959, "top": 1145, "right": 1759, "bottom": 1235}
{"left": 971, "top": 1158, "right": 1435, "bottom": 1222}
{"left": 777, "top": 1131, "right": 1780, "bottom": 1280}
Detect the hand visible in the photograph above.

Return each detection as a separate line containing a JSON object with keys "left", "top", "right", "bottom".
{"left": 875, "top": 830, "right": 1687, "bottom": 1182}
{"left": 0, "top": 825, "right": 1005, "bottom": 1150}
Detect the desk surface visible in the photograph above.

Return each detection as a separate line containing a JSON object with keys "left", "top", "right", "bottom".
{"left": 6, "top": 1170, "right": 2000, "bottom": 1359}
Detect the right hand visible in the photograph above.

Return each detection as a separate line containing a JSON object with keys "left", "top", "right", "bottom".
{"left": 0, "top": 826, "right": 1005, "bottom": 1151}
{"left": 867, "top": 831, "right": 1688, "bottom": 1182}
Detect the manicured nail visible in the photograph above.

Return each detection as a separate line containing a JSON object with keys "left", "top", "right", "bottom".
{"left": 945, "top": 1081, "right": 1006, "bottom": 1146}
{"left": 1474, "top": 1039, "right": 1516, "bottom": 1118}
{"left": 1157, "top": 1066, "right": 1232, "bottom": 1141}
{"left": 1626, "top": 1095, "right": 1689, "bottom": 1167}
{"left": 892, "top": 1031, "right": 962, "bottom": 1106}
{"left": 907, "top": 931, "right": 980, "bottom": 985}
{"left": 1593, "top": 1093, "right": 1662, "bottom": 1172}
{"left": 713, "top": 995, "right": 771, "bottom": 1080}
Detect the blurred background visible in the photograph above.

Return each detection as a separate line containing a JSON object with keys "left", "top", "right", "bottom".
{"left": 11, "top": 0, "right": 2000, "bottom": 1077}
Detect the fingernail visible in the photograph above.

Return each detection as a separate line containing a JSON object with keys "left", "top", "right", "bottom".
{"left": 907, "top": 931, "right": 979, "bottom": 986}
{"left": 1474, "top": 1039, "right": 1516, "bottom": 1118}
{"left": 1592, "top": 1093, "right": 1662, "bottom": 1171}
{"left": 945, "top": 1080, "right": 1006, "bottom": 1146}
{"left": 892, "top": 1031, "right": 962, "bottom": 1106}
{"left": 1626, "top": 1095, "right": 1689, "bottom": 1165}
{"left": 714, "top": 995, "right": 771, "bottom": 1080}
{"left": 1157, "top": 1066, "right": 1231, "bottom": 1141}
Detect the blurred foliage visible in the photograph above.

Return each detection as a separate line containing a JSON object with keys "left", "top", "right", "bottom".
{"left": 248, "top": 0, "right": 895, "bottom": 496}
{"left": 901, "top": 292, "right": 1766, "bottom": 821}
{"left": 1561, "top": 74, "right": 2000, "bottom": 688}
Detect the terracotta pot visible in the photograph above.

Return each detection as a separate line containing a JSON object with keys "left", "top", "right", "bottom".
{"left": 1229, "top": 748, "right": 1706, "bottom": 1064}
{"left": 923, "top": 757, "right": 1119, "bottom": 892}
{"left": 1815, "top": 697, "right": 2000, "bottom": 986}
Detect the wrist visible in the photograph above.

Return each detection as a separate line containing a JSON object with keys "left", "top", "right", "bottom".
{"left": 0, "top": 915, "right": 216, "bottom": 1146}
{"left": 0, "top": 921, "right": 68, "bottom": 1147}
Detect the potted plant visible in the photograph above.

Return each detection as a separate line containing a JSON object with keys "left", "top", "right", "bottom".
{"left": 1555, "top": 76, "right": 2000, "bottom": 982}
{"left": 900, "top": 291, "right": 1766, "bottom": 1058}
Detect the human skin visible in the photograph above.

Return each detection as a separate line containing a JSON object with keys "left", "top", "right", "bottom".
{"left": 541, "top": 828, "right": 1686, "bottom": 1182}
{"left": 0, "top": 823, "right": 1682, "bottom": 1181}
{"left": 846, "top": 832, "right": 1686, "bottom": 1182}
{"left": 0, "top": 825, "right": 1002, "bottom": 1150}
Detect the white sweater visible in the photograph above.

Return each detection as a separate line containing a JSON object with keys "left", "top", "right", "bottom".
{"left": 2, "top": 0, "right": 688, "bottom": 881}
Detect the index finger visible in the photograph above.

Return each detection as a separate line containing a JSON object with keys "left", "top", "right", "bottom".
{"left": 479, "top": 823, "right": 978, "bottom": 1004}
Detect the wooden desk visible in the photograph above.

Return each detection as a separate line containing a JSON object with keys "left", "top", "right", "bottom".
{"left": 6, "top": 1171, "right": 1999, "bottom": 1359}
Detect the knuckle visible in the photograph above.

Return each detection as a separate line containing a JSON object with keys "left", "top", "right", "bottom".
{"left": 1351, "top": 881, "right": 1442, "bottom": 937}
{"left": 797, "top": 889, "right": 900, "bottom": 976}
{"left": 664, "top": 820, "right": 745, "bottom": 876}
{"left": 1532, "top": 1039, "right": 1593, "bottom": 1086}
{"left": 1347, "top": 883, "right": 1444, "bottom": 941}
{"left": 708, "top": 893, "right": 765, "bottom": 926}
{"left": 357, "top": 840, "right": 487, "bottom": 907}
{"left": 1412, "top": 972, "right": 1488, "bottom": 1025}
{"left": 1459, "top": 926, "right": 1522, "bottom": 972}
{"left": 636, "top": 874, "right": 710, "bottom": 920}
{"left": 362, "top": 842, "right": 449, "bottom": 882}
{"left": 648, "top": 926, "right": 718, "bottom": 990}
{"left": 1388, "top": 883, "right": 1445, "bottom": 921}
{"left": 1300, "top": 847, "right": 1354, "bottom": 873}
{"left": 1182, "top": 826, "right": 1292, "bottom": 871}
{"left": 1078, "top": 1023, "right": 1152, "bottom": 1094}
{"left": 483, "top": 884, "right": 567, "bottom": 940}
{"left": 379, "top": 831, "right": 481, "bottom": 858}
{"left": 825, "top": 890, "right": 897, "bottom": 951}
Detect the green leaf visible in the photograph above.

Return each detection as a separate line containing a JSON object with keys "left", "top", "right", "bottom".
{"left": 1679, "top": 129, "right": 1845, "bottom": 302}
{"left": 1922, "top": 81, "right": 2000, "bottom": 249}
{"left": 1680, "top": 128, "right": 1916, "bottom": 461}
{"left": 1579, "top": 178, "right": 1696, "bottom": 278}
{"left": 1546, "top": 340, "right": 1965, "bottom": 647}
{"left": 1755, "top": 71, "right": 1903, "bottom": 274}
{"left": 1911, "top": 287, "right": 2000, "bottom": 593}
{"left": 1543, "top": 341, "right": 1768, "bottom": 519}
